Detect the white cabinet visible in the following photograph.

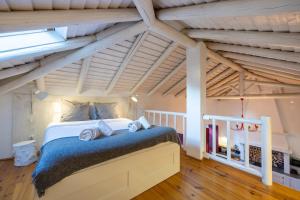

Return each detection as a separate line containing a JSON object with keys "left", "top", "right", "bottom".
{"left": 273, "top": 171, "right": 300, "bottom": 191}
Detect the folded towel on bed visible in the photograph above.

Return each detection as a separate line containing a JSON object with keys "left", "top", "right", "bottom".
{"left": 79, "top": 128, "right": 101, "bottom": 141}
{"left": 128, "top": 120, "right": 142, "bottom": 132}
{"left": 98, "top": 120, "right": 114, "bottom": 136}
{"left": 138, "top": 116, "right": 151, "bottom": 129}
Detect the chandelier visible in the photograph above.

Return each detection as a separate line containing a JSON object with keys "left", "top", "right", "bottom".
{"left": 231, "top": 98, "right": 259, "bottom": 132}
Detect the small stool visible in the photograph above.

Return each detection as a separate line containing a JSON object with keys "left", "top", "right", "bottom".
{"left": 13, "top": 140, "right": 37, "bottom": 166}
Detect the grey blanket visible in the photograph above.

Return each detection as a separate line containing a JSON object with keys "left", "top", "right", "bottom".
{"left": 32, "top": 126, "right": 179, "bottom": 197}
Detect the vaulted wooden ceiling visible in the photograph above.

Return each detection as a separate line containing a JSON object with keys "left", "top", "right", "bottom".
{"left": 0, "top": 0, "right": 300, "bottom": 98}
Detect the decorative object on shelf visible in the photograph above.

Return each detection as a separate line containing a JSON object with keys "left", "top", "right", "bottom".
{"left": 231, "top": 98, "right": 260, "bottom": 132}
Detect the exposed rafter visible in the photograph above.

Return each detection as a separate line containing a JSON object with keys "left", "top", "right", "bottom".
{"left": 130, "top": 42, "right": 178, "bottom": 94}
{"left": 222, "top": 52, "right": 300, "bottom": 73}
{"left": 207, "top": 49, "right": 279, "bottom": 83}
{"left": 208, "top": 72, "right": 239, "bottom": 91}
{"left": 0, "top": 62, "right": 38, "bottom": 79}
{"left": 76, "top": 57, "right": 92, "bottom": 94}
{"left": 148, "top": 60, "right": 186, "bottom": 96}
{"left": 0, "top": 9, "right": 142, "bottom": 32}
{"left": 0, "top": 22, "right": 147, "bottom": 96}
{"left": 157, "top": 0, "right": 300, "bottom": 21}
{"left": 163, "top": 76, "right": 186, "bottom": 96}
{"left": 237, "top": 61, "right": 300, "bottom": 81}
{"left": 208, "top": 93, "right": 300, "bottom": 100}
{"left": 207, "top": 43, "right": 300, "bottom": 64}
{"left": 245, "top": 80, "right": 300, "bottom": 89}
{"left": 187, "top": 29, "right": 300, "bottom": 51}
{"left": 106, "top": 32, "right": 148, "bottom": 94}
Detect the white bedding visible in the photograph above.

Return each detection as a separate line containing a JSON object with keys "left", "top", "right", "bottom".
{"left": 43, "top": 118, "right": 132, "bottom": 145}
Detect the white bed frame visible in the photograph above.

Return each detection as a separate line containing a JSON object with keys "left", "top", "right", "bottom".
{"left": 36, "top": 142, "right": 180, "bottom": 200}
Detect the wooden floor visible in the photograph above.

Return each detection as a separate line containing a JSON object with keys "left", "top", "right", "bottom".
{"left": 1, "top": 152, "right": 300, "bottom": 200}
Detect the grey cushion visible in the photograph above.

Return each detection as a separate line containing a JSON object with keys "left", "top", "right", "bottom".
{"left": 89, "top": 104, "right": 98, "bottom": 120}
{"left": 61, "top": 100, "right": 90, "bottom": 122}
{"left": 94, "top": 103, "right": 118, "bottom": 119}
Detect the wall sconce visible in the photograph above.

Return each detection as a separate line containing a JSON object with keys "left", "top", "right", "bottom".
{"left": 34, "top": 90, "right": 48, "bottom": 101}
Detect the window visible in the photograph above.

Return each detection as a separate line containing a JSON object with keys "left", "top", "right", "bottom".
{"left": 0, "top": 27, "right": 68, "bottom": 53}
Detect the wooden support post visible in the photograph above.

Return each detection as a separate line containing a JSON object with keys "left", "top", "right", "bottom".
{"left": 226, "top": 121, "right": 231, "bottom": 161}
{"left": 261, "top": 116, "right": 272, "bottom": 185}
{"left": 186, "top": 42, "right": 207, "bottom": 159}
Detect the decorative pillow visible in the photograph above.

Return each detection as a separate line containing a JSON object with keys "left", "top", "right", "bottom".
{"left": 60, "top": 100, "right": 90, "bottom": 122}
{"left": 89, "top": 103, "right": 98, "bottom": 120}
{"left": 94, "top": 103, "right": 118, "bottom": 119}
{"left": 98, "top": 120, "right": 114, "bottom": 136}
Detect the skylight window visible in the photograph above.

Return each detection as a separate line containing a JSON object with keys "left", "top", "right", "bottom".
{"left": 0, "top": 28, "right": 67, "bottom": 53}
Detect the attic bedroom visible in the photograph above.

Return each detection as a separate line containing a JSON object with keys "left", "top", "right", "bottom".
{"left": 1, "top": 0, "right": 300, "bottom": 199}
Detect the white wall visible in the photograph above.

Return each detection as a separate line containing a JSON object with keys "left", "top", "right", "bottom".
{"left": 0, "top": 94, "right": 13, "bottom": 159}
{"left": 0, "top": 91, "right": 131, "bottom": 159}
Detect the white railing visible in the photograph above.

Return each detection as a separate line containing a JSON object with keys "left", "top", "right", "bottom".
{"left": 144, "top": 110, "right": 187, "bottom": 147}
{"left": 203, "top": 115, "right": 272, "bottom": 185}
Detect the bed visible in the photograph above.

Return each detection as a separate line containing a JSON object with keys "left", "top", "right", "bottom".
{"left": 33, "top": 118, "right": 180, "bottom": 200}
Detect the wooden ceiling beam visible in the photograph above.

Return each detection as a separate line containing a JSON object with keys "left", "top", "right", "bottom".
{"left": 207, "top": 49, "right": 277, "bottom": 82}
{"left": 0, "top": 9, "right": 142, "bottom": 33}
{"left": 163, "top": 76, "right": 186, "bottom": 96}
{"left": 207, "top": 42, "right": 300, "bottom": 64}
{"left": 0, "top": 22, "right": 147, "bottom": 96}
{"left": 130, "top": 42, "right": 178, "bottom": 94}
{"left": 76, "top": 57, "right": 92, "bottom": 94}
{"left": 222, "top": 52, "right": 300, "bottom": 73}
{"left": 157, "top": 0, "right": 300, "bottom": 21}
{"left": 245, "top": 79, "right": 300, "bottom": 89}
{"left": 208, "top": 93, "right": 300, "bottom": 100}
{"left": 0, "top": 62, "right": 38, "bottom": 79}
{"left": 133, "top": 0, "right": 196, "bottom": 48}
{"left": 106, "top": 32, "right": 148, "bottom": 94}
{"left": 148, "top": 60, "right": 186, "bottom": 96}
{"left": 236, "top": 60, "right": 300, "bottom": 80}
{"left": 187, "top": 29, "right": 300, "bottom": 51}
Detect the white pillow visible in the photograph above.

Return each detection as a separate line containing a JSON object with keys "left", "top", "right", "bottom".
{"left": 98, "top": 120, "right": 113, "bottom": 136}
{"left": 138, "top": 116, "right": 151, "bottom": 129}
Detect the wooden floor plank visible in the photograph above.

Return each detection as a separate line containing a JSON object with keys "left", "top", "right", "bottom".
{"left": 0, "top": 151, "right": 299, "bottom": 200}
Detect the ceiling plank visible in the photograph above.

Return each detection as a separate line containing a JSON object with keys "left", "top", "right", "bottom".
{"left": 187, "top": 29, "right": 300, "bottom": 51}
{"left": 106, "top": 32, "right": 148, "bottom": 94}
{"left": 0, "top": 22, "right": 147, "bottom": 96}
{"left": 0, "top": 9, "right": 142, "bottom": 32}
{"left": 130, "top": 42, "right": 178, "bottom": 94}
{"left": 157, "top": 0, "right": 300, "bottom": 21}
{"left": 148, "top": 60, "right": 185, "bottom": 96}
{"left": 76, "top": 57, "right": 92, "bottom": 94}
